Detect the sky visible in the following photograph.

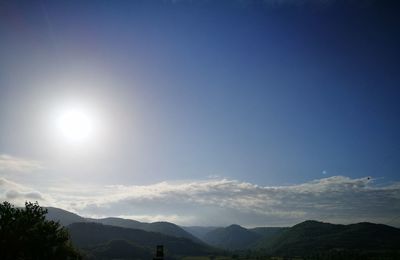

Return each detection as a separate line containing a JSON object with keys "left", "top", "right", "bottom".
{"left": 0, "top": 0, "right": 400, "bottom": 227}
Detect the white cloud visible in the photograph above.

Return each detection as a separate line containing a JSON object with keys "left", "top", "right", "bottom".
{"left": 47, "top": 176, "right": 400, "bottom": 227}
{"left": 0, "top": 177, "right": 46, "bottom": 205}
{"left": 0, "top": 154, "right": 43, "bottom": 173}
{"left": 1, "top": 175, "right": 399, "bottom": 227}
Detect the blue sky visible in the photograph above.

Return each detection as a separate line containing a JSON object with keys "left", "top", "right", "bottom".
{"left": 0, "top": 0, "right": 400, "bottom": 226}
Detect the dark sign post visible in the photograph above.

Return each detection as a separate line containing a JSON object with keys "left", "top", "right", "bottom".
{"left": 153, "top": 245, "right": 164, "bottom": 260}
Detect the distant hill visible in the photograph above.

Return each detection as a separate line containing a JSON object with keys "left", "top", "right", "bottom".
{"left": 182, "top": 226, "right": 219, "bottom": 240}
{"left": 203, "top": 224, "right": 261, "bottom": 250}
{"left": 146, "top": 221, "right": 203, "bottom": 243}
{"left": 86, "top": 217, "right": 143, "bottom": 229}
{"left": 68, "top": 222, "right": 216, "bottom": 257}
{"left": 46, "top": 207, "right": 86, "bottom": 226}
{"left": 90, "top": 217, "right": 202, "bottom": 243}
{"left": 199, "top": 220, "right": 400, "bottom": 258}
{"left": 257, "top": 220, "right": 400, "bottom": 257}
{"left": 46, "top": 207, "right": 201, "bottom": 243}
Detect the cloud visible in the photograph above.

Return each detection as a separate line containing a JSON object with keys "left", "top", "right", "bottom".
{"left": 5, "top": 190, "right": 43, "bottom": 200}
{"left": 0, "top": 154, "right": 43, "bottom": 173}
{"left": 45, "top": 176, "right": 400, "bottom": 227}
{"left": 1, "top": 175, "right": 399, "bottom": 227}
{"left": 0, "top": 177, "right": 45, "bottom": 205}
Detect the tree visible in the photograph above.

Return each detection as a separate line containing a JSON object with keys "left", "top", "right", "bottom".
{"left": 0, "top": 201, "right": 81, "bottom": 260}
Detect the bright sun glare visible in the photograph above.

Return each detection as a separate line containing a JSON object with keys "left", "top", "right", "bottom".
{"left": 55, "top": 106, "right": 97, "bottom": 144}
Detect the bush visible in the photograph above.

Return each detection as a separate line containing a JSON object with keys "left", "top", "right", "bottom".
{"left": 0, "top": 201, "right": 81, "bottom": 260}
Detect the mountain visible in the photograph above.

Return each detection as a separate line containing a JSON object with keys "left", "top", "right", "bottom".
{"left": 146, "top": 221, "right": 203, "bottom": 243}
{"left": 46, "top": 207, "right": 201, "bottom": 243}
{"left": 46, "top": 207, "right": 86, "bottom": 226}
{"left": 182, "top": 226, "right": 219, "bottom": 240}
{"left": 68, "top": 222, "right": 216, "bottom": 257}
{"left": 250, "top": 227, "right": 288, "bottom": 242}
{"left": 90, "top": 218, "right": 202, "bottom": 243}
{"left": 83, "top": 239, "right": 153, "bottom": 260}
{"left": 258, "top": 220, "right": 400, "bottom": 257}
{"left": 46, "top": 206, "right": 400, "bottom": 259}
{"left": 87, "top": 217, "right": 143, "bottom": 229}
{"left": 203, "top": 224, "right": 261, "bottom": 250}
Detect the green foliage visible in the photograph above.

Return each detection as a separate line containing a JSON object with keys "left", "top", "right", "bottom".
{"left": 0, "top": 201, "right": 81, "bottom": 260}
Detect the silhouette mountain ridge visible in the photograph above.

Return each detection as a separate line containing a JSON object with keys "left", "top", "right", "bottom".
{"left": 46, "top": 206, "right": 400, "bottom": 258}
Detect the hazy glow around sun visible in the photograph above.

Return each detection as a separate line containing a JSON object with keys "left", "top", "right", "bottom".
{"left": 54, "top": 105, "right": 98, "bottom": 144}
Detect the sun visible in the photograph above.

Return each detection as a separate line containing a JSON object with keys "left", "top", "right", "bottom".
{"left": 54, "top": 106, "right": 97, "bottom": 144}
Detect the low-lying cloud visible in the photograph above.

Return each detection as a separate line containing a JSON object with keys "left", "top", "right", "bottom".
{"left": 0, "top": 178, "right": 45, "bottom": 205}
{"left": 0, "top": 154, "right": 43, "bottom": 173}
{"left": 1, "top": 175, "right": 399, "bottom": 227}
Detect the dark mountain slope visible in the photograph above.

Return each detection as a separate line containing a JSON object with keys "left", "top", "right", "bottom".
{"left": 203, "top": 224, "right": 261, "bottom": 250}
{"left": 258, "top": 220, "right": 400, "bottom": 256}
{"left": 87, "top": 217, "right": 144, "bottom": 229}
{"left": 250, "top": 227, "right": 288, "bottom": 242}
{"left": 146, "top": 221, "right": 202, "bottom": 243}
{"left": 45, "top": 207, "right": 202, "bottom": 243}
{"left": 68, "top": 222, "right": 215, "bottom": 257}
{"left": 84, "top": 239, "right": 153, "bottom": 260}
{"left": 91, "top": 217, "right": 202, "bottom": 243}
{"left": 182, "top": 226, "right": 219, "bottom": 241}
{"left": 46, "top": 207, "right": 86, "bottom": 226}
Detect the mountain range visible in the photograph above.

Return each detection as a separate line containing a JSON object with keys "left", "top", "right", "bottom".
{"left": 258, "top": 220, "right": 400, "bottom": 256}
{"left": 45, "top": 207, "right": 400, "bottom": 259}
{"left": 68, "top": 222, "right": 214, "bottom": 259}
{"left": 47, "top": 207, "right": 201, "bottom": 243}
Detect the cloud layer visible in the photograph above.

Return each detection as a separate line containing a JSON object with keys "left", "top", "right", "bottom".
{"left": 0, "top": 154, "right": 43, "bottom": 173}
{"left": 0, "top": 178, "right": 45, "bottom": 205}
{"left": 1, "top": 175, "right": 399, "bottom": 227}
